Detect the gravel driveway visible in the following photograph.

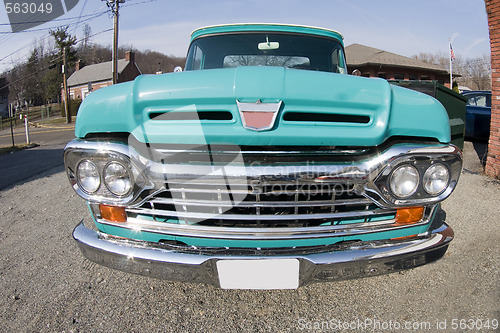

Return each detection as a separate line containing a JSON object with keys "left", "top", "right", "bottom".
{"left": 0, "top": 142, "right": 498, "bottom": 332}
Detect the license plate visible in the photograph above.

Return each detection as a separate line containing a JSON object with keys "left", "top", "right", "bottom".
{"left": 216, "top": 259, "right": 299, "bottom": 289}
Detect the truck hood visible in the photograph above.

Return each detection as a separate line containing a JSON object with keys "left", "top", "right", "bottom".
{"left": 75, "top": 67, "right": 450, "bottom": 146}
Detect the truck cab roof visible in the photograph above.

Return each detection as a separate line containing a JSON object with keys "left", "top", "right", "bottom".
{"left": 191, "top": 23, "right": 344, "bottom": 44}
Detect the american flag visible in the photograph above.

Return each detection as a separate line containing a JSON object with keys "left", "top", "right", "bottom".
{"left": 450, "top": 42, "right": 456, "bottom": 61}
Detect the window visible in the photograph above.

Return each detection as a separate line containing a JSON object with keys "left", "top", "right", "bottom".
{"left": 224, "top": 55, "right": 310, "bottom": 69}
{"left": 409, "top": 75, "right": 418, "bottom": 80}
{"left": 467, "top": 94, "right": 490, "bottom": 107}
{"left": 394, "top": 73, "right": 404, "bottom": 80}
{"left": 81, "top": 88, "right": 89, "bottom": 100}
{"left": 378, "top": 73, "right": 387, "bottom": 79}
{"left": 187, "top": 45, "right": 204, "bottom": 70}
{"left": 331, "top": 48, "right": 346, "bottom": 74}
{"left": 186, "top": 32, "right": 347, "bottom": 73}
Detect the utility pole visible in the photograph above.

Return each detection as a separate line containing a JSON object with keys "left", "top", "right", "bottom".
{"left": 9, "top": 103, "right": 15, "bottom": 148}
{"left": 63, "top": 47, "right": 71, "bottom": 123}
{"left": 105, "top": 0, "right": 125, "bottom": 85}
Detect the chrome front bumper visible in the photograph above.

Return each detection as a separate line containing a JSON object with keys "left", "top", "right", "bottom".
{"left": 73, "top": 221, "right": 453, "bottom": 288}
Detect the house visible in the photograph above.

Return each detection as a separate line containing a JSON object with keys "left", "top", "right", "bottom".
{"left": 345, "top": 44, "right": 451, "bottom": 87}
{"left": 0, "top": 77, "right": 9, "bottom": 117}
{"left": 66, "top": 51, "right": 141, "bottom": 100}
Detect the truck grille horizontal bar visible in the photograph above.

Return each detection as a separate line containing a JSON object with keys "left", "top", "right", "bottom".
{"left": 126, "top": 181, "right": 396, "bottom": 228}
{"left": 147, "top": 197, "right": 372, "bottom": 208}
{"left": 127, "top": 206, "right": 393, "bottom": 221}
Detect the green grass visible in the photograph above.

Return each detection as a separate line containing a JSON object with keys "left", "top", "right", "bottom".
{"left": 0, "top": 143, "right": 39, "bottom": 155}
{"left": 1, "top": 116, "right": 70, "bottom": 131}
{"left": 37, "top": 117, "right": 68, "bottom": 126}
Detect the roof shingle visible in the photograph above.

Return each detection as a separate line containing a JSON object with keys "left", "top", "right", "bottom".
{"left": 67, "top": 59, "right": 129, "bottom": 87}
{"left": 345, "top": 43, "right": 447, "bottom": 73}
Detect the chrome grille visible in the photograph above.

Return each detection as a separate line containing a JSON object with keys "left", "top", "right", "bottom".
{"left": 126, "top": 180, "right": 395, "bottom": 228}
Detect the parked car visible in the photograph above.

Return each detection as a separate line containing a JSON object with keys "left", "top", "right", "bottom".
{"left": 462, "top": 90, "right": 492, "bottom": 140}
{"left": 65, "top": 24, "right": 462, "bottom": 289}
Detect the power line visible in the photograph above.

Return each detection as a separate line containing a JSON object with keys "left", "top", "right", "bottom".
{"left": 0, "top": 10, "right": 108, "bottom": 34}
{"left": 75, "top": 27, "right": 114, "bottom": 45}
{"left": 0, "top": 0, "right": 158, "bottom": 63}
{"left": 0, "top": 0, "right": 65, "bottom": 29}
{"left": 0, "top": 54, "right": 63, "bottom": 92}
{"left": 0, "top": 0, "right": 65, "bottom": 44}
{"left": 1, "top": 26, "right": 113, "bottom": 76}
{"left": 103, "top": 0, "right": 125, "bottom": 84}
{"left": 0, "top": 9, "right": 106, "bottom": 26}
{"left": 121, "top": 0, "right": 158, "bottom": 7}
{"left": 0, "top": 8, "right": 109, "bottom": 67}
{"left": 71, "top": 0, "right": 90, "bottom": 35}
{"left": 0, "top": 27, "right": 113, "bottom": 90}
{"left": 1, "top": 0, "right": 160, "bottom": 77}
{"left": 0, "top": 4, "right": 107, "bottom": 53}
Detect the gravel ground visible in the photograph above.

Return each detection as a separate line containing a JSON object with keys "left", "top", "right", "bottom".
{"left": 0, "top": 142, "right": 498, "bottom": 332}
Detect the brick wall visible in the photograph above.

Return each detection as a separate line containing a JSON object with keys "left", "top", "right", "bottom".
{"left": 485, "top": 0, "right": 500, "bottom": 179}
{"left": 69, "top": 81, "right": 111, "bottom": 100}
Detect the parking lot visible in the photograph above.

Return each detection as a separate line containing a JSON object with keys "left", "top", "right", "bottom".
{"left": 0, "top": 141, "right": 498, "bottom": 332}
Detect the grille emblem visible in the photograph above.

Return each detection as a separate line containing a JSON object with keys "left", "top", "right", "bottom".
{"left": 237, "top": 100, "right": 282, "bottom": 131}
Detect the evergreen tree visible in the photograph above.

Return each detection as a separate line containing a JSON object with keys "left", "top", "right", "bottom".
{"left": 44, "top": 26, "right": 78, "bottom": 103}
{"left": 50, "top": 26, "right": 78, "bottom": 66}
{"left": 24, "top": 48, "right": 44, "bottom": 105}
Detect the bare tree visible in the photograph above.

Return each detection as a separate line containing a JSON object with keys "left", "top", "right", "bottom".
{"left": 413, "top": 52, "right": 491, "bottom": 90}
{"left": 463, "top": 55, "right": 491, "bottom": 90}
{"left": 83, "top": 24, "right": 92, "bottom": 49}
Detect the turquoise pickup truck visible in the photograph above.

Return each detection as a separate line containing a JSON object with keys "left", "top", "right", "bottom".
{"left": 64, "top": 24, "right": 462, "bottom": 289}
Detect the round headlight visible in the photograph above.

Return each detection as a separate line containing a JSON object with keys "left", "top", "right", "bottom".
{"left": 104, "top": 162, "right": 132, "bottom": 196}
{"left": 390, "top": 164, "right": 419, "bottom": 198}
{"left": 77, "top": 160, "right": 100, "bottom": 193}
{"left": 423, "top": 163, "right": 449, "bottom": 195}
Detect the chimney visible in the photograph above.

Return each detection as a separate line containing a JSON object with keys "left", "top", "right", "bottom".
{"left": 76, "top": 59, "right": 84, "bottom": 71}
{"left": 125, "top": 51, "right": 135, "bottom": 63}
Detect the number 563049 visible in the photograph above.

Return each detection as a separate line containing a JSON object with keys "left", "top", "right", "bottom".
{"left": 5, "top": 2, "right": 53, "bottom": 14}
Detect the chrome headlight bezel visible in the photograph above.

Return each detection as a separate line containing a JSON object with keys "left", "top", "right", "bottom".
{"left": 369, "top": 150, "right": 461, "bottom": 207}
{"left": 64, "top": 141, "right": 149, "bottom": 205}
{"left": 65, "top": 139, "right": 463, "bottom": 210}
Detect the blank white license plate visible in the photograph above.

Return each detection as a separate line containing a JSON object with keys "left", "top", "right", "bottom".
{"left": 216, "top": 259, "right": 299, "bottom": 289}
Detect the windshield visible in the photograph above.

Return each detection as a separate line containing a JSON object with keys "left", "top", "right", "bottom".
{"left": 185, "top": 33, "right": 347, "bottom": 74}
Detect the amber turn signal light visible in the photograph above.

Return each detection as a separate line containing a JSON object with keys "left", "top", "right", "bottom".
{"left": 395, "top": 206, "right": 424, "bottom": 224}
{"left": 99, "top": 204, "right": 127, "bottom": 223}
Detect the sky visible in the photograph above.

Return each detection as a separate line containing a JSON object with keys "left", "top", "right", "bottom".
{"left": 0, "top": 0, "right": 491, "bottom": 73}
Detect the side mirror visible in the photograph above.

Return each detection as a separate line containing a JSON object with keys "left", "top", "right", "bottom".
{"left": 174, "top": 66, "right": 183, "bottom": 73}
{"left": 352, "top": 69, "right": 361, "bottom": 76}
